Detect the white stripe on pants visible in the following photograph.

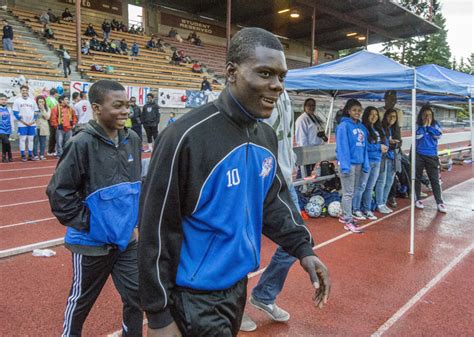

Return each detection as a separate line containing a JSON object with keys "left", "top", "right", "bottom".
{"left": 62, "top": 253, "right": 83, "bottom": 337}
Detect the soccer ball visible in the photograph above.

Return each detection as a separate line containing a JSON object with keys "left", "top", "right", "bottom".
{"left": 309, "top": 195, "right": 325, "bottom": 207}
{"left": 305, "top": 201, "right": 322, "bottom": 218}
{"left": 327, "top": 201, "right": 342, "bottom": 217}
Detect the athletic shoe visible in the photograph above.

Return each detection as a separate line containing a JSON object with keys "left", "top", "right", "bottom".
{"left": 364, "top": 211, "right": 378, "bottom": 220}
{"left": 352, "top": 210, "right": 366, "bottom": 220}
{"left": 343, "top": 220, "right": 364, "bottom": 234}
{"left": 420, "top": 192, "right": 428, "bottom": 198}
{"left": 339, "top": 216, "right": 358, "bottom": 224}
{"left": 249, "top": 296, "right": 290, "bottom": 322}
{"left": 21, "top": 156, "right": 27, "bottom": 162}
{"left": 47, "top": 152, "right": 56, "bottom": 156}
{"left": 437, "top": 203, "right": 447, "bottom": 213}
{"left": 240, "top": 314, "right": 257, "bottom": 332}
{"left": 389, "top": 198, "right": 398, "bottom": 208}
{"left": 40, "top": 155, "right": 46, "bottom": 160}
{"left": 415, "top": 200, "right": 424, "bottom": 209}
{"left": 33, "top": 156, "right": 39, "bottom": 161}
{"left": 377, "top": 205, "right": 392, "bottom": 214}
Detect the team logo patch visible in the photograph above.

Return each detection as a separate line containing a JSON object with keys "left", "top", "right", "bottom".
{"left": 128, "top": 154, "right": 134, "bottom": 162}
{"left": 259, "top": 157, "right": 274, "bottom": 178}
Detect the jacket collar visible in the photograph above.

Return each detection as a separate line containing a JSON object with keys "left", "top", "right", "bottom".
{"left": 214, "top": 87, "right": 259, "bottom": 128}
{"left": 83, "top": 120, "right": 128, "bottom": 145}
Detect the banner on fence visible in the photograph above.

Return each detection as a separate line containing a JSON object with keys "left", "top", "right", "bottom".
{"left": 70, "top": 81, "right": 152, "bottom": 106}
{"left": 0, "top": 76, "right": 63, "bottom": 103}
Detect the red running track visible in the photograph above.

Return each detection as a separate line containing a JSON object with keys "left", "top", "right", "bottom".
{"left": 0, "top": 153, "right": 472, "bottom": 336}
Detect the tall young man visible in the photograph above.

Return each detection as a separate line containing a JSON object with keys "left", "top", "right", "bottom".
{"left": 139, "top": 27, "right": 331, "bottom": 337}
{"left": 13, "top": 85, "right": 39, "bottom": 161}
{"left": 74, "top": 91, "right": 94, "bottom": 130}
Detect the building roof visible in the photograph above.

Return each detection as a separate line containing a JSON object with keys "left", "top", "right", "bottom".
{"left": 151, "top": 0, "right": 439, "bottom": 50}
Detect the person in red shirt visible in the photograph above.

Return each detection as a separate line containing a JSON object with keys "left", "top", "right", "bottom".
{"left": 50, "top": 95, "right": 77, "bottom": 158}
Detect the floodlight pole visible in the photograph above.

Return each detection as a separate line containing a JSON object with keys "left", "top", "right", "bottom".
{"left": 76, "top": 0, "right": 81, "bottom": 72}
{"left": 469, "top": 97, "right": 473, "bottom": 162}
{"left": 310, "top": 6, "right": 316, "bottom": 66}
{"left": 226, "top": 0, "right": 231, "bottom": 50}
{"left": 409, "top": 73, "right": 417, "bottom": 255}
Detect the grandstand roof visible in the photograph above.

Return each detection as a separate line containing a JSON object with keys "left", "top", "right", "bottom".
{"left": 151, "top": 0, "right": 439, "bottom": 50}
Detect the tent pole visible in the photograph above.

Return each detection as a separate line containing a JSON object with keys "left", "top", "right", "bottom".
{"left": 469, "top": 98, "right": 473, "bottom": 162}
{"left": 326, "top": 95, "right": 335, "bottom": 144}
{"left": 410, "top": 87, "right": 417, "bottom": 255}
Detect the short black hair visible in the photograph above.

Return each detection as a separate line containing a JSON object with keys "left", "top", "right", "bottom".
{"left": 79, "top": 91, "right": 87, "bottom": 99}
{"left": 0, "top": 93, "right": 7, "bottom": 99}
{"left": 20, "top": 85, "right": 29, "bottom": 91}
{"left": 146, "top": 93, "right": 154, "bottom": 98}
{"left": 49, "top": 88, "right": 57, "bottom": 95}
{"left": 89, "top": 80, "right": 125, "bottom": 105}
{"left": 72, "top": 92, "right": 80, "bottom": 100}
{"left": 227, "top": 27, "right": 284, "bottom": 64}
{"left": 384, "top": 90, "right": 397, "bottom": 100}
{"left": 58, "top": 94, "right": 67, "bottom": 103}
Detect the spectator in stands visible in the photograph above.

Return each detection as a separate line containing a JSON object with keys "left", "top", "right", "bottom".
{"left": 295, "top": 98, "right": 327, "bottom": 176}
{"left": 136, "top": 26, "right": 144, "bottom": 35}
{"left": 46, "top": 88, "right": 59, "bottom": 156}
{"left": 120, "top": 38, "right": 128, "bottom": 54}
{"left": 2, "top": 20, "right": 14, "bottom": 52}
{"left": 146, "top": 37, "right": 156, "bottom": 50}
{"left": 111, "top": 18, "right": 119, "bottom": 31}
{"left": 32, "top": 95, "right": 50, "bottom": 160}
{"left": 194, "top": 35, "right": 202, "bottom": 46}
{"left": 50, "top": 95, "right": 77, "bottom": 158}
{"left": 375, "top": 108, "right": 401, "bottom": 214}
{"left": 170, "top": 49, "right": 181, "bottom": 65}
{"left": 89, "top": 36, "right": 101, "bottom": 52}
{"left": 0, "top": 93, "right": 14, "bottom": 162}
{"left": 46, "top": 80, "right": 143, "bottom": 337}
{"left": 100, "top": 39, "right": 112, "bottom": 53}
{"left": 352, "top": 106, "right": 388, "bottom": 221}
{"left": 335, "top": 98, "right": 368, "bottom": 233}
{"left": 81, "top": 39, "right": 90, "bottom": 55}
{"left": 84, "top": 23, "right": 97, "bottom": 37}
{"left": 74, "top": 91, "right": 93, "bottom": 130}
{"left": 110, "top": 39, "right": 121, "bottom": 54}
{"left": 131, "top": 41, "right": 139, "bottom": 59}
{"left": 192, "top": 61, "right": 203, "bottom": 73}
{"left": 43, "top": 24, "right": 56, "bottom": 40}
{"left": 102, "top": 19, "right": 111, "bottom": 40}
{"left": 120, "top": 22, "right": 129, "bottom": 33}
{"left": 72, "top": 92, "right": 81, "bottom": 104}
{"left": 129, "top": 25, "right": 137, "bottom": 34}
{"left": 141, "top": 93, "right": 160, "bottom": 153}
{"left": 168, "top": 27, "right": 177, "bottom": 38}
{"left": 58, "top": 44, "right": 72, "bottom": 78}
{"left": 47, "top": 9, "right": 60, "bottom": 23}
{"left": 13, "top": 85, "right": 39, "bottom": 161}
{"left": 156, "top": 38, "right": 164, "bottom": 52}
{"left": 39, "top": 11, "right": 50, "bottom": 25}
{"left": 187, "top": 31, "right": 197, "bottom": 43}
{"left": 138, "top": 28, "right": 330, "bottom": 337}
{"left": 61, "top": 8, "right": 73, "bottom": 22}
{"left": 200, "top": 76, "right": 212, "bottom": 91}
{"left": 167, "top": 112, "right": 176, "bottom": 126}
{"left": 414, "top": 105, "right": 447, "bottom": 213}
{"left": 178, "top": 49, "right": 191, "bottom": 63}
{"left": 129, "top": 96, "right": 142, "bottom": 141}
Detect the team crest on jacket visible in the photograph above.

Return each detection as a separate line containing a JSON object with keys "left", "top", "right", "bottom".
{"left": 260, "top": 157, "right": 274, "bottom": 178}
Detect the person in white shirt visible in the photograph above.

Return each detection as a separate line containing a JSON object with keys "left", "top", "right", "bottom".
{"left": 294, "top": 98, "right": 327, "bottom": 175}
{"left": 13, "top": 85, "right": 39, "bottom": 161}
{"left": 74, "top": 91, "right": 94, "bottom": 130}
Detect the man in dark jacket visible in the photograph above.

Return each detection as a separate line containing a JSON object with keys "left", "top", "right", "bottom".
{"left": 129, "top": 96, "right": 142, "bottom": 141}
{"left": 139, "top": 27, "right": 331, "bottom": 337}
{"left": 141, "top": 93, "right": 160, "bottom": 152}
{"left": 46, "top": 80, "right": 143, "bottom": 336}
{"left": 2, "top": 20, "right": 14, "bottom": 51}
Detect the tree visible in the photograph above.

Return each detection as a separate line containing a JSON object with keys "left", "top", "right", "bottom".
{"left": 381, "top": 0, "right": 451, "bottom": 68}
{"left": 465, "top": 53, "right": 474, "bottom": 74}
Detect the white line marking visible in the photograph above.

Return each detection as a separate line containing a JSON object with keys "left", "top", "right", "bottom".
{"left": 0, "top": 166, "right": 55, "bottom": 172}
{"left": 0, "top": 217, "right": 56, "bottom": 229}
{"left": 371, "top": 242, "right": 474, "bottom": 337}
{"left": 0, "top": 185, "right": 47, "bottom": 193}
{"left": 0, "top": 174, "right": 52, "bottom": 182}
{"left": 0, "top": 199, "right": 49, "bottom": 208}
{"left": 0, "top": 237, "right": 64, "bottom": 258}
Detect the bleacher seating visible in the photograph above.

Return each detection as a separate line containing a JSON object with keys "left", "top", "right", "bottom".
{"left": 10, "top": 8, "right": 224, "bottom": 90}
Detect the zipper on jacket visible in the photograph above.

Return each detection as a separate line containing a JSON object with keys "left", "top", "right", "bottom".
{"left": 244, "top": 126, "right": 259, "bottom": 269}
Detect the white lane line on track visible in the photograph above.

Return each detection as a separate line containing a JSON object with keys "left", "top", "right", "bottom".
{"left": 0, "top": 238, "right": 64, "bottom": 259}
{"left": 0, "top": 166, "right": 55, "bottom": 172}
{"left": 371, "top": 242, "right": 474, "bottom": 337}
{"left": 0, "top": 199, "right": 49, "bottom": 208}
{"left": 0, "top": 185, "right": 47, "bottom": 193}
{"left": 0, "top": 217, "right": 57, "bottom": 229}
{"left": 0, "top": 174, "right": 52, "bottom": 182}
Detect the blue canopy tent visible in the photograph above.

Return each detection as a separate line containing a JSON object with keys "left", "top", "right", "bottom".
{"left": 285, "top": 51, "right": 472, "bottom": 254}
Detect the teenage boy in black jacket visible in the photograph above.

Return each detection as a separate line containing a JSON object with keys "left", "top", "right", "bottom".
{"left": 47, "top": 80, "right": 143, "bottom": 336}
{"left": 141, "top": 93, "right": 160, "bottom": 152}
{"left": 139, "top": 27, "right": 331, "bottom": 337}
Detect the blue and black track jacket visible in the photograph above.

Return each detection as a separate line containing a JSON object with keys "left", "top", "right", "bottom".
{"left": 416, "top": 122, "right": 442, "bottom": 157}
{"left": 138, "top": 88, "right": 315, "bottom": 329}
{"left": 46, "top": 121, "right": 142, "bottom": 252}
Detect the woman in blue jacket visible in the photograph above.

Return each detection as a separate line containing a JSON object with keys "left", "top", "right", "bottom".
{"left": 414, "top": 105, "right": 446, "bottom": 213}
{"left": 375, "top": 108, "right": 401, "bottom": 214}
{"left": 335, "top": 99, "right": 369, "bottom": 233}
{"left": 352, "top": 107, "right": 388, "bottom": 221}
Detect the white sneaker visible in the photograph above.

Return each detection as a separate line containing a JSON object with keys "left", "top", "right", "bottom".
{"left": 437, "top": 203, "right": 447, "bottom": 213}
{"left": 352, "top": 210, "right": 366, "bottom": 220}
{"left": 377, "top": 205, "right": 392, "bottom": 214}
{"left": 249, "top": 296, "right": 290, "bottom": 322}
{"left": 240, "top": 314, "right": 257, "bottom": 332}
{"left": 420, "top": 192, "right": 428, "bottom": 198}
{"left": 364, "top": 211, "right": 378, "bottom": 220}
{"left": 415, "top": 200, "right": 424, "bottom": 209}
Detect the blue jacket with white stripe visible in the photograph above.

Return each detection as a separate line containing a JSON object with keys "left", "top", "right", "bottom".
{"left": 416, "top": 122, "right": 442, "bottom": 157}
{"left": 46, "top": 121, "right": 142, "bottom": 252}
{"left": 138, "top": 88, "right": 315, "bottom": 329}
